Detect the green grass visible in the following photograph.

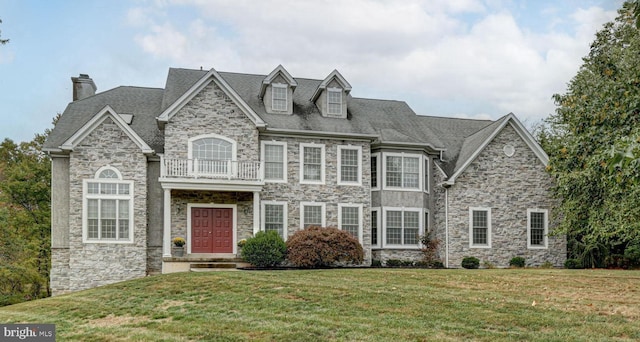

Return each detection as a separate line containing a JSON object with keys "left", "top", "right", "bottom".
{"left": 1, "top": 269, "right": 639, "bottom": 341}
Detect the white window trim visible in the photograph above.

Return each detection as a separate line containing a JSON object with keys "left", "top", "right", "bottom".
{"left": 371, "top": 152, "right": 380, "bottom": 191}
{"left": 327, "top": 87, "right": 342, "bottom": 116}
{"left": 271, "top": 83, "right": 288, "bottom": 112}
{"left": 469, "top": 207, "right": 492, "bottom": 248}
{"left": 337, "top": 145, "right": 362, "bottom": 186}
{"left": 261, "top": 140, "right": 287, "bottom": 183}
{"left": 382, "top": 207, "right": 423, "bottom": 249}
{"left": 299, "top": 143, "right": 326, "bottom": 185}
{"left": 371, "top": 207, "right": 381, "bottom": 248}
{"left": 338, "top": 203, "right": 364, "bottom": 243}
{"left": 82, "top": 166, "right": 134, "bottom": 244}
{"left": 527, "top": 208, "right": 548, "bottom": 249}
{"left": 187, "top": 133, "right": 237, "bottom": 161}
{"left": 261, "top": 201, "right": 288, "bottom": 241}
{"left": 424, "top": 156, "right": 430, "bottom": 193}
{"left": 382, "top": 152, "right": 423, "bottom": 192}
{"left": 299, "top": 202, "right": 326, "bottom": 230}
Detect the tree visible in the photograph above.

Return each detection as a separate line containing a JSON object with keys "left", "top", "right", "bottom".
{"left": 544, "top": 1, "right": 640, "bottom": 268}
{"left": 0, "top": 19, "right": 8, "bottom": 45}
{"left": 0, "top": 133, "right": 51, "bottom": 305}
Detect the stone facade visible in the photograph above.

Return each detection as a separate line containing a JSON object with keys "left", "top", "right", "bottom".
{"left": 445, "top": 124, "right": 566, "bottom": 268}
{"left": 64, "top": 117, "right": 148, "bottom": 293}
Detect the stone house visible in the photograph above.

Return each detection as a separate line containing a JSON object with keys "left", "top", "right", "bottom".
{"left": 44, "top": 66, "right": 566, "bottom": 295}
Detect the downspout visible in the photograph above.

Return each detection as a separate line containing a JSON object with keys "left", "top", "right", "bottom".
{"left": 445, "top": 186, "right": 449, "bottom": 268}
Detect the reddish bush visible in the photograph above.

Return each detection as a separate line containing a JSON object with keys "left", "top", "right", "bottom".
{"left": 286, "top": 226, "right": 364, "bottom": 268}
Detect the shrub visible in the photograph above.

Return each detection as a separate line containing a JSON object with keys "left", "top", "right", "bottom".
{"left": 415, "top": 260, "right": 445, "bottom": 268}
{"left": 461, "top": 256, "right": 480, "bottom": 269}
{"left": 483, "top": 261, "right": 496, "bottom": 269}
{"left": 386, "top": 259, "right": 403, "bottom": 267}
{"left": 240, "top": 230, "right": 286, "bottom": 268}
{"left": 286, "top": 226, "right": 364, "bottom": 268}
{"left": 624, "top": 242, "right": 640, "bottom": 267}
{"left": 419, "top": 233, "right": 442, "bottom": 265}
{"left": 564, "top": 258, "right": 583, "bottom": 269}
{"left": 509, "top": 256, "right": 526, "bottom": 268}
{"left": 371, "top": 259, "right": 382, "bottom": 267}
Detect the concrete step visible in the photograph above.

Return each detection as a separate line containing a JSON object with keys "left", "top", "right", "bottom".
{"left": 189, "top": 261, "right": 251, "bottom": 272}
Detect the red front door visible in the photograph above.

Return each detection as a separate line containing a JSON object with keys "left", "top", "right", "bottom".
{"left": 191, "top": 208, "right": 233, "bottom": 253}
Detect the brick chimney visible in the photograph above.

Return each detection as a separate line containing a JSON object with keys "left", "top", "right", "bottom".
{"left": 71, "top": 74, "right": 97, "bottom": 101}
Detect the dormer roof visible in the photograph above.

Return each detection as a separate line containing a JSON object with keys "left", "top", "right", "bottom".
{"left": 259, "top": 65, "right": 298, "bottom": 98}
{"left": 310, "top": 69, "right": 352, "bottom": 102}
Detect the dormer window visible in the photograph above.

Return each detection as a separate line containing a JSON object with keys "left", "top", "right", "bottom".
{"left": 272, "top": 83, "right": 288, "bottom": 112}
{"left": 260, "top": 65, "right": 297, "bottom": 115}
{"left": 327, "top": 88, "right": 342, "bottom": 116}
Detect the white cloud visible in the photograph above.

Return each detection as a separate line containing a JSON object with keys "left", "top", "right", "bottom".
{"left": 125, "top": 0, "right": 619, "bottom": 122}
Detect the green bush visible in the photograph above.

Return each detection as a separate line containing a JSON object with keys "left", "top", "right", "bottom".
{"left": 540, "top": 261, "right": 554, "bottom": 269}
{"left": 564, "top": 258, "right": 583, "bottom": 269}
{"left": 286, "top": 226, "right": 364, "bottom": 268}
{"left": 461, "top": 256, "right": 480, "bottom": 269}
{"left": 371, "top": 259, "right": 382, "bottom": 267}
{"left": 240, "top": 230, "right": 286, "bottom": 268}
{"left": 509, "top": 256, "right": 526, "bottom": 268}
{"left": 624, "top": 242, "right": 640, "bottom": 267}
{"left": 386, "top": 259, "right": 403, "bottom": 267}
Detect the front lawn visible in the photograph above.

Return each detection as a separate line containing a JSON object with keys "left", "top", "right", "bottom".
{"left": 1, "top": 269, "right": 638, "bottom": 341}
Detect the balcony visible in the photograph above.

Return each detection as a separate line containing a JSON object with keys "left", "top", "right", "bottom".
{"left": 159, "top": 157, "right": 264, "bottom": 191}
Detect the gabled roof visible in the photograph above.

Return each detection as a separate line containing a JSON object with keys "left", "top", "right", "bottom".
{"left": 44, "top": 86, "right": 164, "bottom": 153}
{"left": 440, "top": 113, "right": 549, "bottom": 184}
{"left": 58, "top": 105, "right": 153, "bottom": 154}
{"left": 157, "top": 67, "right": 266, "bottom": 128}
{"left": 259, "top": 65, "right": 298, "bottom": 98}
{"left": 310, "top": 69, "right": 352, "bottom": 102}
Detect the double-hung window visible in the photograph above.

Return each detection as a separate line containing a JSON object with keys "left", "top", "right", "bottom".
{"left": 262, "top": 201, "right": 288, "bottom": 240}
{"left": 528, "top": 209, "right": 548, "bottom": 249}
{"left": 272, "top": 83, "right": 287, "bottom": 112}
{"left": 83, "top": 166, "right": 133, "bottom": 243}
{"left": 338, "top": 146, "right": 362, "bottom": 185}
{"left": 338, "top": 204, "right": 363, "bottom": 242}
{"left": 189, "top": 134, "right": 236, "bottom": 175}
{"left": 384, "top": 153, "right": 421, "bottom": 190}
{"left": 262, "top": 141, "right": 287, "bottom": 182}
{"left": 300, "top": 202, "right": 326, "bottom": 229}
{"left": 384, "top": 208, "right": 421, "bottom": 247}
{"left": 300, "top": 143, "right": 325, "bottom": 184}
{"left": 469, "top": 207, "right": 491, "bottom": 248}
{"left": 327, "top": 88, "right": 342, "bottom": 116}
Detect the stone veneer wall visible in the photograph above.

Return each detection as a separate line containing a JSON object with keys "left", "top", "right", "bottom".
{"left": 65, "top": 117, "right": 148, "bottom": 292}
{"left": 260, "top": 136, "right": 372, "bottom": 264}
{"left": 164, "top": 81, "right": 259, "bottom": 162}
{"left": 446, "top": 124, "right": 566, "bottom": 268}
{"left": 50, "top": 248, "right": 70, "bottom": 295}
{"left": 170, "top": 191, "right": 254, "bottom": 255}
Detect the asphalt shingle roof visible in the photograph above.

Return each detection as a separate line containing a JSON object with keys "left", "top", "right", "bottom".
{"left": 45, "top": 67, "right": 510, "bottom": 178}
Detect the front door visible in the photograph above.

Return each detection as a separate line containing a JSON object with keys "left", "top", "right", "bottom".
{"left": 191, "top": 208, "right": 233, "bottom": 253}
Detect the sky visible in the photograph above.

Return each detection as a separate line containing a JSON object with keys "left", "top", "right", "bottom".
{"left": 0, "top": 0, "right": 623, "bottom": 143}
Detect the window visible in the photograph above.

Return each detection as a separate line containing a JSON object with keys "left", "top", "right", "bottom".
{"left": 261, "top": 141, "right": 287, "bottom": 182}
{"left": 188, "top": 134, "right": 236, "bottom": 175}
{"left": 272, "top": 84, "right": 287, "bottom": 111}
{"left": 338, "top": 204, "right": 363, "bottom": 242}
{"left": 262, "top": 201, "right": 288, "bottom": 240}
{"left": 371, "top": 153, "right": 379, "bottom": 190}
{"left": 425, "top": 211, "right": 430, "bottom": 233}
{"left": 300, "top": 143, "right": 325, "bottom": 184}
{"left": 469, "top": 207, "right": 491, "bottom": 248}
{"left": 384, "top": 153, "right": 421, "bottom": 190}
{"left": 384, "top": 208, "right": 422, "bottom": 247}
{"left": 83, "top": 166, "right": 133, "bottom": 243}
{"left": 300, "top": 202, "right": 326, "bottom": 229}
{"left": 338, "top": 146, "right": 362, "bottom": 185}
{"left": 528, "top": 209, "right": 548, "bottom": 248}
{"left": 327, "top": 88, "right": 342, "bottom": 115}
{"left": 371, "top": 208, "right": 380, "bottom": 247}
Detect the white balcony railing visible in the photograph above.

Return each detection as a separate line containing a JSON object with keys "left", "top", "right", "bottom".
{"left": 161, "top": 158, "right": 263, "bottom": 181}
